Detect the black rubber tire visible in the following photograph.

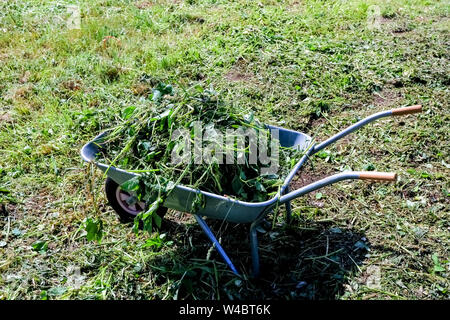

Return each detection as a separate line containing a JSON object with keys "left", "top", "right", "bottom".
{"left": 105, "top": 177, "right": 167, "bottom": 223}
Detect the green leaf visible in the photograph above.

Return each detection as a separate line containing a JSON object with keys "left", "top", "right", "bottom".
{"left": 151, "top": 84, "right": 173, "bottom": 103}
{"left": 135, "top": 198, "right": 164, "bottom": 234}
{"left": 254, "top": 181, "right": 266, "bottom": 192}
{"left": 434, "top": 265, "right": 446, "bottom": 272}
{"left": 191, "top": 192, "right": 206, "bottom": 213}
{"left": 316, "top": 151, "right": 329, "bottom": 159}
{"left": 85, "top": 218, "right": 103, "bottom": 243}
{"left": 153, "top": 211, "right": 162, "bottom": 229}
{"left": 151, "top": 89, "right": 162, "bottom": 103}
{"left": 0, "top": 188, "right": 10, "bottom": 194}
{"left": 156, "top": 83, "right": 173, "bottom": 95}
{"left": 142, "top": 234, "right": 164, "bottom": 249}
{"left": 40, "top": 291, "right": 48, "bottom": 300}
{"left": 122, "top": 106, "right": 136, "bottom": 119}
{"left": 32, "top": 240, "right": 48, "bottom": 253}
{"left": 48, "top": 287, "right": 67, "bottom": 296}
{"left": 194, "top": 84, "right": 204, "bottom": 92}
{"left": 121, "top": 177, "right": 140, "bottom": 192}
{"left": 421, "top": 172, "right": 431, "bottom": 178}
{"left": 232, "top": 175, "right": 244, "bottom": 195}
{"left": 239, "top": 169, "right": 247, "bottom": 181}
{"left": 138, "top": 141, "right": 152, "bottom": 152}
{"left": 354, "top": 240, "right": 369, "bottom": 251}
{"left": 432, "top": 253, "right": 445, "bottom": 273}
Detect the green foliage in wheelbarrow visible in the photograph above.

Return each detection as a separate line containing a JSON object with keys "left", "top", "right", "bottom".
{"left": 98, "top": 84, "right": 305, "bottom": 233}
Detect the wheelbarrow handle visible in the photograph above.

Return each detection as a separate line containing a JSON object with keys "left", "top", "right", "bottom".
{"left": 358, "top": 171, "right": 397, "bottom": 181}
{"left": 279, "top": 171, "right": 397, "bottom": 204}
{"left": 313, "top": 105, "right": 422, "bottom": 153}
{"left": 391, "top": 105, "right": 422, "bottom": 116}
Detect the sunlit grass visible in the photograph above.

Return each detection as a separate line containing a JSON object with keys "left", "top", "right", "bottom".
{"left": 0, "top": 0, "right": 448, "bottom": 300}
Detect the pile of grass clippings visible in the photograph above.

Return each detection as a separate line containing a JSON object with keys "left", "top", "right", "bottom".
{"left": 96, "top": 84, "right": 305, "bottom": 232}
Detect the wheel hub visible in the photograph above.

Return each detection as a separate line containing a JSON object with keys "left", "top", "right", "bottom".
{"left": 115, "top": 187, "right": 146, "bottom": 215}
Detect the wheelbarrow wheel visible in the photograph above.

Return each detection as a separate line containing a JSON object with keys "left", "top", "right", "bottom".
{"left": 104, "top": 177, "right": 167, "bottom": 224}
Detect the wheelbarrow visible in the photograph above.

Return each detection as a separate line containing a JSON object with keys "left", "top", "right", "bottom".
{"left": 81, "top": 105, "right": 422, "bottom": 277}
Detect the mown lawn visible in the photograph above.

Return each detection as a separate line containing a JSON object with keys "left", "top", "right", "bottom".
{"left": 0, "top": 0, "right": 448, "bottom": 299}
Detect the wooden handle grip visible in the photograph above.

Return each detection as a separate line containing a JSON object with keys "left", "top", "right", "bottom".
{"left": 358, "top": 172, "right": 397, "bottom": 181}
{"left": 391, "top": 105, "right": 422, "bottom": 116}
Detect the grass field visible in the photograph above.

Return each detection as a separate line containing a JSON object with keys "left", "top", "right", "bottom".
{"left": 0, "top": 0, "right": 448, "bottom": 300}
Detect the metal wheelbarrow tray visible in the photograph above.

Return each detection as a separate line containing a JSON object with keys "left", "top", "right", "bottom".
{"left": 81, "top": 105, "right": 422, "bottom": 276}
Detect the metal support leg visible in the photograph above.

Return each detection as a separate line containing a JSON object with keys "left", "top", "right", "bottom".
{"left": 250, "top": 221, "right": 260, "bottom": 277}
{"left": 194, "top": 214, "right": 240, "bottom": 276}
{"left": 284, "top": 186, "right": 292, "bottom": 224}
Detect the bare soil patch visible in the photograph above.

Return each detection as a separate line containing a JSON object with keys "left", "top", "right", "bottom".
{"left": 373, "top": 88, "right": 404, "bottom": 108}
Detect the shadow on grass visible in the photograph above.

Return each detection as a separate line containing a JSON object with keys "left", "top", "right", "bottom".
{"left": 147, "top": 217, "right": 369, "bottom": 300}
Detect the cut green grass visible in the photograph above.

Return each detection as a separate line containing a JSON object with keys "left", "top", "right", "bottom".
{"left": 0, "top": 0, "right": 448, "bottom": 300}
